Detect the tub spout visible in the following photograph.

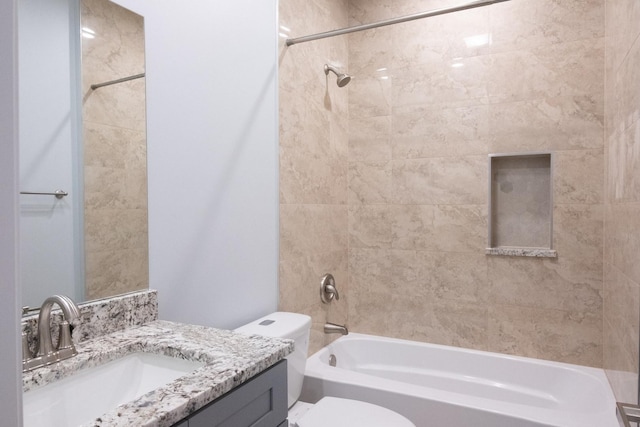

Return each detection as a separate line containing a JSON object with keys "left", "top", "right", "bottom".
{"left": 324, "top": 322, "right": 348, "bottom": 335}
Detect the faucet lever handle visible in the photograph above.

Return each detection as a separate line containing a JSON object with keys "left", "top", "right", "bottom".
{"left": 57, "top": 321, "right": 74, "bottom": 350}
{"left": 320, "top": 273, "right": 340, "bottom": 304}
{"left": 22, "top": 331, "right": 33, "bottom": 362}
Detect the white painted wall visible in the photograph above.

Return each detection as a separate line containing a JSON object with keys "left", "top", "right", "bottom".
{"left": 0, "top": 0, "right": 23, "bottom": 423}
{"left": 117, "top": 0, "right": 279, "bottom": 329}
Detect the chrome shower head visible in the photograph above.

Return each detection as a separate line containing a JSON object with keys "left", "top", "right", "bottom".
{"left": 324, "top": 64, "right": 351, "bottom": 87}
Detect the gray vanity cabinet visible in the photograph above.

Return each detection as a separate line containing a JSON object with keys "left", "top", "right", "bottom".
{"left": 174, "top": 360, "right": 288, "bottom": 427}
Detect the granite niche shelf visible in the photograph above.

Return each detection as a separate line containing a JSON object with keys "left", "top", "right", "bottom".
{"left": 485, "top": 247, "right": 557, "bottom": 258}
{"left": 487, "top": 153, "right": 555, "bottom": 258}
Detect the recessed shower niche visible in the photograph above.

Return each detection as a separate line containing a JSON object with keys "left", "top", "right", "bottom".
{"left": 487, "top": 153, "right": 557, "bottom": 258}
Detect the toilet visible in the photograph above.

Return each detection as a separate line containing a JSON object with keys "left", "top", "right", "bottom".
{"left": 235, "top": 312, "right": 415, "bottom": 427}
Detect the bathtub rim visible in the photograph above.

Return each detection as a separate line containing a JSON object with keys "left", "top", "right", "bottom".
{"left": 303, "top": 332, "right": 618, "bottom": 427}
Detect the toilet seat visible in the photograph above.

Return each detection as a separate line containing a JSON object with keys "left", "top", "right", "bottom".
{"left": 293, "top": 397, "right": 415, "bottom": 427}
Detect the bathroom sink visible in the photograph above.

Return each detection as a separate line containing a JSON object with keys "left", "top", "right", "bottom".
{"left": 23, "top": 352, "right": 205, "bottom": 427}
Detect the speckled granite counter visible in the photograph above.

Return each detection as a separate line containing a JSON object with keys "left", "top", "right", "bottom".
{"left": 23, "top": 320, "right": 294, "bottom": 427}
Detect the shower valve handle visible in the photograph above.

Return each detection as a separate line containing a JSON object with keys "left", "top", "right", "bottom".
{"left": 320, "top": 273, "right": 340, "bottom": 304}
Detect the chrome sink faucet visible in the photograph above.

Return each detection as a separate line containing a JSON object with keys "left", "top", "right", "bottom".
{"left": 23, "top": 295, "right": 81, "bottom": 372}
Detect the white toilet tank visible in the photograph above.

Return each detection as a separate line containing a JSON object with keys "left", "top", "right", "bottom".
{"left": 235, "top": 312, "right": 311, "bottom": 408}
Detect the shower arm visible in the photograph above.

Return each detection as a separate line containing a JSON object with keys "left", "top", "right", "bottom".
{"left": 286, "top": 0, "right": 511, "bottom": 46}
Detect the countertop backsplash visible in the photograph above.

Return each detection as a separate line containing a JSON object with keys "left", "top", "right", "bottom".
{"left": 22, "top": 290, "right": 158, "bottom": 353}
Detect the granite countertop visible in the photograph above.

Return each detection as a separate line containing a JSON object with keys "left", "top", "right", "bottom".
{"left": 23, "top": 320, "right": 294, "bottom": 427}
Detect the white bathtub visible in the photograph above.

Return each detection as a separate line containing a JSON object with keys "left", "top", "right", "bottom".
{"left": 300, "top": 333, "right": 618, "bottom": 427}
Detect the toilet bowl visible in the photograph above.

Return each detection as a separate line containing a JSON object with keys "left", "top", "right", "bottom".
{"left": 235, "top": 312, "right": 415, "bottom": 427}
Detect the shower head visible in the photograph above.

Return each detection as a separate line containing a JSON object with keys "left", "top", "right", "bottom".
{"left": 324, "top": 64, "right": 351, "bottom": 87}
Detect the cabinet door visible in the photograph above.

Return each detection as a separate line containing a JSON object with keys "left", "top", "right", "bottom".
{"left": 189, "top": 360, "right": 287, "bottom": 427}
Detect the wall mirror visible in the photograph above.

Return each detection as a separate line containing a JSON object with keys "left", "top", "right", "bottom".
{"left": 18, "top": 0, "right": 148, "bottom": 311}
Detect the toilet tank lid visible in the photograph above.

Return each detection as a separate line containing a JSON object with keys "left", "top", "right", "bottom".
{"left": 234, "top": 312, "right": 311, "bottom": 339}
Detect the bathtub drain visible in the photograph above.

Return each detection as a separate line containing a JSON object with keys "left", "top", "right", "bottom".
{"left": 329, "top": 354, "right": 337, "bottom": 367}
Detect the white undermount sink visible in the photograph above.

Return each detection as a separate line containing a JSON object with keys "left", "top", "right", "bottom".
{"left": 23, "top": 352, "right": 205, "bottom": 427}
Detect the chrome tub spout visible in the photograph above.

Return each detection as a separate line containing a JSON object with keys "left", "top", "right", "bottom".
{"left": 324, "top": 322, "right": 348, "bottom": 335}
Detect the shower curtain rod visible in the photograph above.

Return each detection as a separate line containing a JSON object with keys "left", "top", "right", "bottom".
{"left": 90, "top": 73, "right": 145, "bottom": 90}
{"left": 286, "top": 0, "right": 511, "bottom": 46}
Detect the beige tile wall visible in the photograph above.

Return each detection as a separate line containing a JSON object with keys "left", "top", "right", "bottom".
{"left": 280, "top": 0, "right": 608, "bottom": 365}
{"left": 279, "top": 0, "right": 350, "bottom": 353}
{"left": 81, "top": 0, "right": 148, "bottom": 300}
{"left": 603, "top": 0, "right": 640, "bottom": 402}
{"left": 346, "top": 0, "right": 605, "bottom": 367}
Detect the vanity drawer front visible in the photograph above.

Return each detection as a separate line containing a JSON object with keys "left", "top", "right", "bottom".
{"left": 188, "top": 360, "right": 287, "bottom": 427}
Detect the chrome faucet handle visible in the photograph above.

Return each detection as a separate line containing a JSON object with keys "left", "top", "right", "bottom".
{"left": 320, "top": 273, "right": 340, "bottom": 304}
{"left": 57, "top": 321, "right": 74, "bottom": 351}
{"left": 22, "top": 331, "right": 33, "bottom": 362}
{"left": 325, "top": 284, "right": 340, "bottom": 300}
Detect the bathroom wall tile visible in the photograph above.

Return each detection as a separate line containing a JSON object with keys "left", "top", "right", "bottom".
{"left": 419, "top": 251, "right": 489, "bottom": 303}
{"left": 279, "top": 45, "right": 327, "bottom": 99}
{"left": 82, "top": 0, "right": 146, "bottom": 132}
{"left": 603, "top": 263, "right": 640, "bottom": 378}
{"left": 84, "top": 165, "right": 127, "bottom": 209}
{"left": 487, "top": 97, "right": 604, "bottom": 153}
{"left": 487, "top": 304, "right": 602, "bottom": 367}
{"left": 124, "top": 167, "right": 148, "bottom": 210}
{"left": 553, "top": 204, "right": 603, "bottom": 266}
{"left": 348, "top": 247, "right": 393, "bottom": 294}
{"left": 81, "top": 0, "right": 145, "bottom": 79}
{"left": 606, "top": 202, "right": 640, "bottom": 284}
{"left": 84, "top": 208, "right": 148, "bottom": 254}
{"left": 280, "top": 87, "right": 330, "bottom": 150}
{"left": 607, "top": 118, "right": 640, "bottom": 203}
{"left": 279, "top": 249, "right": 348, "bottom": 314}
{"left": 84, "top": 122, "right": 129, "bottom": 168}
{"left": 347, "top": 26, "right": 394, "bottom": 76}
{"left": 349, "top": 285, "right": 489, "bottom": 351}
{"left": 487, "top": 256, "right": 602, "bottom": 314}
{"left": 392, "top": 58, "right": 490, "bottom": 109}
{"left": 348, "top": 75, "right": 392, "bottom": 118}
{"left": 604, "top": 0, "right": 640, "bottom": 395}
{"left": 393, "top": 6, "right": 490, "bottom": 66}
{"left": 415, "top": 300, "right": 489, "bottom": 351}
{"left": 489, "top": 0, "right": 604, "bottom": 53}
{"left": 85, "top": 248, "right": 148, "bottom": 301}
{"left": 487, "top": 38, "right": 604, "bottom": 106}
{"left": 280, "top": 138, "right": 348, "bottom": 205}
{"left": 554, "top": 149, "right": 604, "bottom": 204}
{"left": 280, "top": 204, "right": 348, "bottom": 259}
{"left": 280, "top": 75, "right": 349, "bottom": 205}
{"left": 619, "top": 40, "right": 640, "bottom": 130}
{"left": 349, "top": 138, "right": 392, "bottom": 163}
{"left": 313, "top": 0, "right": 349, "bottom": 29}
{"left": 391, "top": 204, "right": 487, "bottom": 252}
{"left": 349, "top": 115, "right": 392, "bottom": 141}
{"left": 83, "top": 82, "right": 147, "bottom": 132}
{"left": 604, "top": 316, "right": 640, "bottom": 404}
{"left": 391, "top": 156, "right": 487, "bottom": 205}
{"left": 279, "top": 0, "right": 350, "bottom": 356}
{"left": 347, "top": 288, "right": 414, "bottom": 339}
{"left": 329, "top": 112, "right": 349, "bottom": 158}
{"left": 388, "top": 249, "right": 431, "bottom": 298}
{"left": 348, "top": 161, "right": 392, "bottom": 204}
{"left": 392, "top": 104, "right": 490, "bottom": 159}
{"left": 348, "top": 205, "right": 393, "bottom": 248}
{"left": 350, "top": 249, "right": 488, "bottom": 305}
